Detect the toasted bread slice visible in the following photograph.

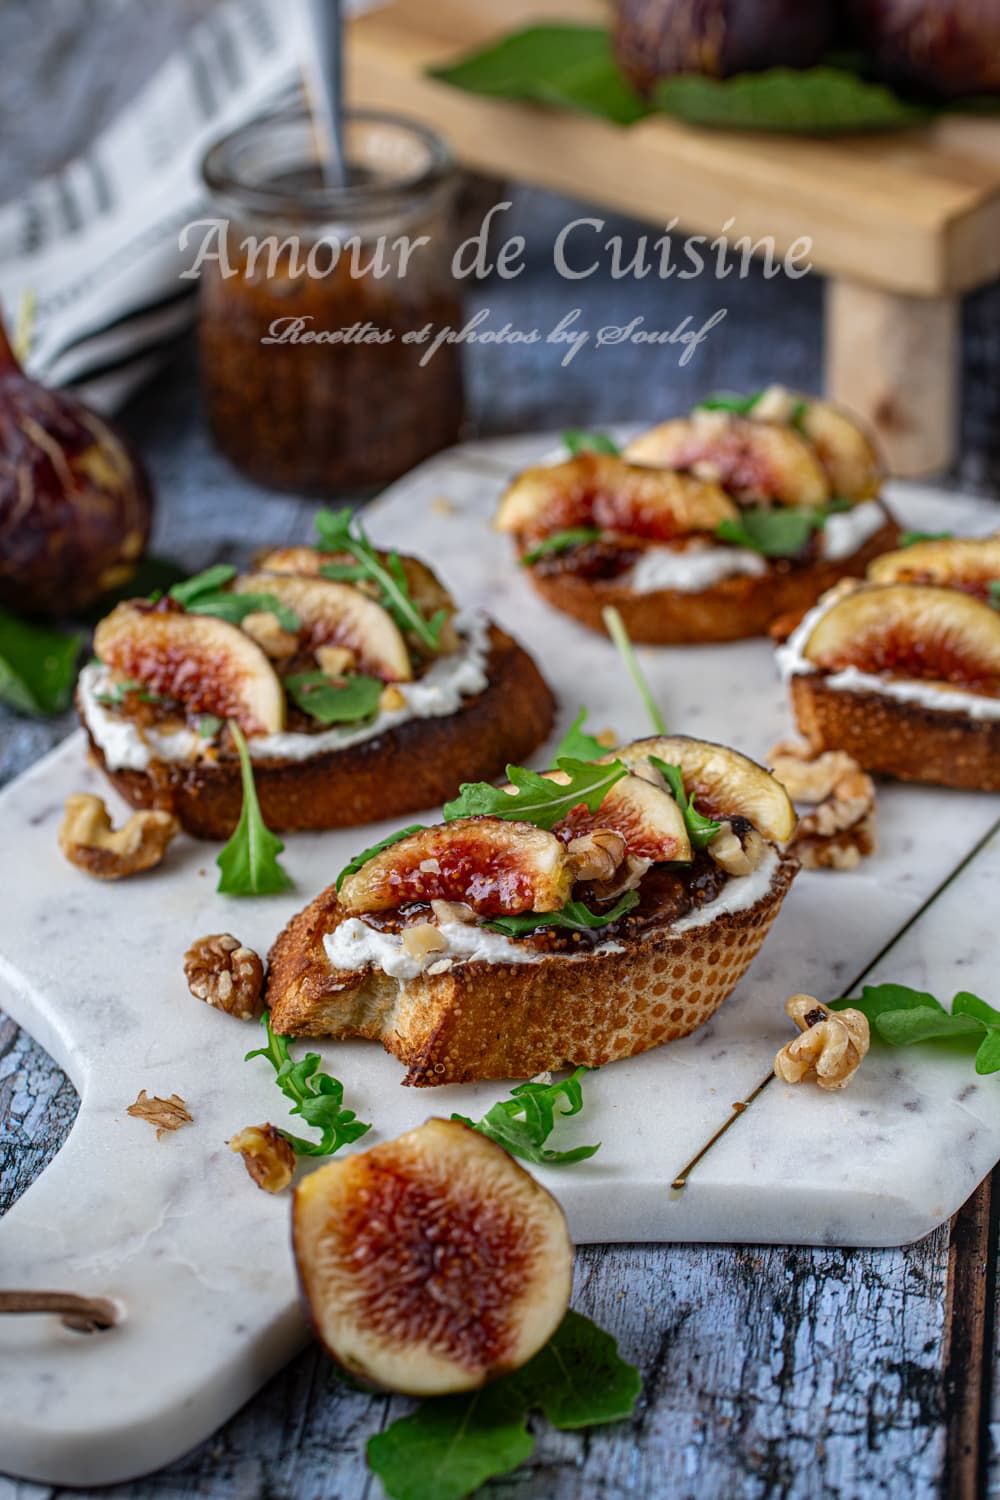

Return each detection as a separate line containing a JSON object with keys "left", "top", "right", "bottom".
{"left": 84, "top": 625, "right": 555, "bottom": 838}
{"left": 265, "top": 853, "right": 798, "bottom": 1086}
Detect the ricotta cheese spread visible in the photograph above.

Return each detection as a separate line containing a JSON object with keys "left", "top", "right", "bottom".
{"left": 79, "top": 611, "right": 492, "bottom": 771}
{"left": 820, "top": 501, "right": 886, "bottom": 562}
{"left": 627, "top": 544, "right": 767, "bottom": 594}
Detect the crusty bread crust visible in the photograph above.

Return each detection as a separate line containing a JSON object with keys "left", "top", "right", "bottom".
{"left": 83, "top": 625, "right": 555, "bottom": 839}
{"left": 790, "top": 675, "right": 1000, "bottom": 792}
{"left": 265, "top": 855, "right": 799, "bottom": 1086}
{"left": 526, "top": 515, "right": 899, "bottom": 643}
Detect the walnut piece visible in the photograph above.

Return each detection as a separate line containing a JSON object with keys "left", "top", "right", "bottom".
{"left": 315, "top": 644, "right": 356, "bottom": 677}
{"left": 241, "top": 610, "right": 299, "bottom": 659}
{"left": 773, "top": 994, "right": 870, "bottom": 1091}
{"left": 184, "top": 933, "right": 264, "bottom": 1021}
{"left": 707, "top": 822, "right": 766, "bottom": 877}
{"left": 229, "top": 1124, "right": 296, "bottom": 1193}
{"left": 59, "top": 794, "right": 179, "bottom": 880}
{"left": 565, "top": 828, "right": 627, "bottom": 883}
{"left": 768, "top": 741, "right": 877, "bottom": 872}
{"left": 402, "top": 922, "right": 449, "bottom": 959}
{"left": 380, "top": 684, "right": 407, "bottom": 712}
{"left": 127, "top": 1090, "right": 193, "bottom": 1138}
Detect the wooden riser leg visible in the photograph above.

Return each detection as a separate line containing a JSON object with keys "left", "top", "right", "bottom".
{"left": 825, "top": 278, "right": 960, "bottom": 480}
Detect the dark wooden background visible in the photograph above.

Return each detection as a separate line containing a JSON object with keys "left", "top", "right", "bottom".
{"left": 0, "top": 3, "right": 998, "bottom": 1497}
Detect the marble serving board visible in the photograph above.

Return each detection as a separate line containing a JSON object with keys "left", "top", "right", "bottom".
{"left": 1, "top": 435, "right": 999, "bottom": 1487}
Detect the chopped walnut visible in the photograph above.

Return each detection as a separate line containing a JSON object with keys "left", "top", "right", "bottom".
{"left": 430, "top": 899, "right": 477, "bottom": 925}
{"left": 769, "top": 741, "right": 877, "bottom": 872}
{"left": 708, "top": 822, "right": 766, "bottom": 877}
{"left": 241, "top": 610, "right": 299, "bottom": 659}
{"left": 59, "top": 794, "right": 179, "bottom": 880}
{"left": 184, "top": 933, "right": 264, "bottom": 1020}
{"left": 402, "top": 922, "right": 449, "bottom": 959}
{"left": 773, "top": 994, "right": 870, "bottom": 1091}
{"left": 127, "top": 1090, "right": 193, "bottom": 1138}
{"left": 588, "top": 852, "right": 651, "bottom": 901}
{"left": 595, "top": 728, "right": 619, "bottom": 749}
{"left": 229, "top": 1124, "right": 296, "bottom": 1193}
{"left": 380, "top": 684, "right": 407, "bottom": 712}
{"left": 565, "top": 829, "right": 627, "bottom": 883}
{"left": 315, "top": 644, "right": 356, "bottom": 677}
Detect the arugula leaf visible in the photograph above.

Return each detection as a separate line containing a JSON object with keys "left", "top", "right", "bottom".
{"left": 429, "top": 24, "right": 647, "bottom": 127}
{"left": 989, "top": 580, "right": 1000, "bottom": 609}
{"left": 366, "top": 1310, "right": 641, "bottom": 1500}
{"left": 952, "top": 991, "right": 1000, "bottom": 1028}
{"left": 563, "top": 427, "right": 620, "bottom": 456}
{"left": 485, "top": 890, "right": 639, "bottom": 939}
{"left": 336, "top": 825, "right": 426, "bottom": 891}
{"left": 168, "top": 565, "right": 301, "bottom": 632}
{"left": 216, "top": 723, "right": 294, "bottom": 895}
{"left": 602, "top": 605, "right": 668, "bottom": 735}
{"left": 832, "top": 982, "right": 945, "bottom": 1023}
{"left": 553, "top": 707, "right": 608, "bottom": 763}
{"left": 899, "top": 530, "right": 954, "bottom": 548}
{"left": 521, "top": 527, "right": 603, "bottom": 565}
{"left": 94, "top": 676, "right": 164, "bottom": 707}
{"left": 169, "top": 564, "right": 237, "bottom": 605}
{"left": 245, "top": 1010, "right": 371, "bottom": 1157}
{"left": 198, "top": 713, "right": 223, "bottom": 739}
{"left": 650, "top": 756, "right": 721, "bottom": 849}
{"left": 443, "top": 757, "right": 627, "bottom": 829}
{"left": 975, "top": 1030, "right": 1000, "bottom": 1076}
{"left": 716, "top": 507, "right": 827, "bottom": 557}
{"left": 653, "top": 65, "right": 930, "bottom": 133}
{"left": 696, "top": 391, "right": 762, "bottom": 415}
{"left": 314, "top": 507, "right": 444, "bottom": 651}
{"left": 285, "top": 671, "right": 382, "bottom": 724}
{"left": 875, "top": 1008, "right": 984, "bottom": 1046}
{"left": 832, "top": 983, "right": 1000, "bottom": 1074}
{"left": 0, "top": 608, "right": 80, "bottom": 716}
{"left": 455, "top": 1065, "right": 600, "bottom": 1165}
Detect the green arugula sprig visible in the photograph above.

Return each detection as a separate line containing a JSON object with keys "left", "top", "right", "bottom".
{"left": 602, "top": 605, "right": 667, "bottom": 734}
{"left": 521, "top": 526, "right": 603, "bottom": 565}
{"left": 696, "top": 391, "right": 763, "bottom": 415}
{"left": 443, "top": 758, "right": 627, "bottom": 829}
{"left": 94, "top": 676, "right": 163, "bottom": 707}
{"left": 314, "top": 508, "right": 446, "bottom": 651}
{"left": 833, "top": 984, "right": 1000, "bottom": 1075}
{"left": 246, "top": 1010, "right": 371, "bottom": 1156}
{"left": 899, "top": 530, "right": 954, "bottom": 548}
{"left": 563, "top": 427, "right": 620, "bottom": 457}
{"left": 216, "top": 723, "right": 294, "bottom": 895}
{"left": 336, "top": 825, "right": 426, "bottom": 892}
{"left": 0, "top": 608, "right": 81, "bottom": 716}
{"left": 716, "top": 504, "right": 847, "bottom": 558}
{"left": 990, "top": 580, "right": 1000, "bottom": 609}
{"left": 454, "top": 1066, "right": 600, "bottom": 1165}
{"left": 285, "top": 671, "right": 383, "bottom": 724}
{"left": 650, "top": 756, "right": 721, "bottom": 849}
{"left": 553, "top": 707, "right": 608, "bottom": 762}
{"left": 169, "top": 564, "right": 301, "bottom": 632}
{"left": 367, "top": 1309, "right": 640, "bottom": 1500}
{"left": 486, "top": 890, "right": 639, "bottom": 938}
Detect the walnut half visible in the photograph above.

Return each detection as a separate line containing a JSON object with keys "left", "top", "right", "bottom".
{"left": 768, "top": 741, "right": 877, "bottom": 871}
{"left": 184, "top": 933, "right": 264, "bottom": 1021}
{"left": 59, "top": 794, "right": 179, "bottom": 880}
{"left": 773, "top": 994, "right": 870, "bottom": 1091}
{"left": 229, "top": 1124, "right": 296, "bottom": 1193}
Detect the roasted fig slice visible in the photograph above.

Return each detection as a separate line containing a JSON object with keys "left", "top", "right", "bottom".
{"left": 868, "top": 536, "right": 1000, "bottom": 598}
{"left": 293, "top": 1118, "right": 573, "bottom": 1396}
{"left": 234, "top": 572, "right": 413, "bottom": 682}
{"left": 338, "top": 818, "right": 573, "bottom": 917}
{"left": 549, "top": 769, "right": 692, "bottom": 863}
{"left": 748, "top": 387, "right": 883, "bottom": 502}
{"left": 801, "top": 583, "right": 1000, "bottom": 692}
{"left": 93, "top": 602, "right": 285, "bottom": 735}
{"left": 496, "top": 452, "right": 738, "bottom": 543}
{"left": 256, "top": 547, "right": 457, "bottom": 626}
{"left": 604, "top": 736, "right": 797, "bottom": 843}
{"left": 624, "top": 411, "right": 830, "bottom": 507}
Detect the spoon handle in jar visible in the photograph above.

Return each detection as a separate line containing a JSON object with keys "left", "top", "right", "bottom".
{"left": 302, "top": 0, "right": 348, "bottom": 189}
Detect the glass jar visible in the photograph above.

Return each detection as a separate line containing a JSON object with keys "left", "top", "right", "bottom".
{"left": 198, "top": 109, "right": 465, "bottom": 495}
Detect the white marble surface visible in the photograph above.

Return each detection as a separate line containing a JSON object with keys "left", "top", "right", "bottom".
{"left": 1, "top": 437, "right": 999, "bottom": 1485}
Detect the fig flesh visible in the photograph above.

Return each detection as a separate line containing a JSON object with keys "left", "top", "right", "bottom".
{"left": 624, "top": 412, "right": 830, "bottom": 508}
{"left": 0, "top": 316, "right": 154, "bottom": 618}
{"left": 293, "top": 1119, "right": 573, "bottom": 1396}
{"left": 93, "top": 601, "right": 285, "bottom": 735}
{"left": 234, "top": 572, "right": 413, "bottom": 682}
{"left": 545, "top": 768, "right": 693, "bottom": 862}
{"left": 605, "top": 735, "right": 797, "bottom": 842}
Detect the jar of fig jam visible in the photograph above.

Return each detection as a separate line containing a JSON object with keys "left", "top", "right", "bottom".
{"left": 199, "top": 109, "right": 464, "bottom": 494}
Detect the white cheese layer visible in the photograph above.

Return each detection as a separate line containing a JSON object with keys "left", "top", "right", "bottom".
{"left": 820, "top": 501, "right": 886, "bottom": 561}
{"left": 79, "top": 611, "right": 492, "bottom": 771}
{"left": 777, "top": 588, "right": 1000, "bottom": 721}
{"left": 627, "top": 544, "right": 767, "bottom": 594}
{"left": 324, "top": 847, "right": 781, "bottom": 978}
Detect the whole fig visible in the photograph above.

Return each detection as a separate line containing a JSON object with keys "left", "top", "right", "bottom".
{"left": 852, "top": 0, "right": 1000, "bottom": 97}
{"left": 613, "top": 0, "right": 837, "bottom": 93}
{"left": 0, "top": 316, "right": 153, "bottom": 618}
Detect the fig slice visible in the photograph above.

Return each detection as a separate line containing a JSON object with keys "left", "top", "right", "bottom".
{"left": 234, "top": 571, "right": 413, "bottom": 682}
{"left": 544, "top": 769, "right": 692, "bottom": 863}
{"left": 624, "top": 411, "right": 830, "bottom": 507}
{"left": 293, "top": 1118, "right": 573, "bottom": 1396}
{"left": 795, "top": 399, "right": 883, "bottom": 503}
{"left": 337, "top": 818, "right": 573, "bottom": 917}
{"left": 93, "top": 601, "right": 285, "bottom": 735}
{"left": 604, "top": 736, "right": 797, "bottom": 843}
{"left": 868, "top": 536, "right": 1000, "bottom": 598}
{"left": 256, "top": 547, "right": 456, "bottom": 627}
{"left": 495, "top": 452, "right": 738, "bottom": 542}
{"left": 801, "top": 583, "right": 1000, "bottom": 692}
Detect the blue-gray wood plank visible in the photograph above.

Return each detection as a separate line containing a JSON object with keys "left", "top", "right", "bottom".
{"left": 0, "top": 3, "right": 997, "bottom": 1496}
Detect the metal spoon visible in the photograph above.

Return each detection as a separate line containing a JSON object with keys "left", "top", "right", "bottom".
{"left": 302, "top": 0, "right": 348, "bottom": 189}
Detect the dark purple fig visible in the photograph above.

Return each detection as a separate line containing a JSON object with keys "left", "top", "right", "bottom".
{"left": 0, "top": 316, "right": 154, "bottom": 618}
{"left": 613, "top": 0, "right": 837, "bottom": 93}
{"left": 852, "top": 0, "right": 1000, "bottom": 97}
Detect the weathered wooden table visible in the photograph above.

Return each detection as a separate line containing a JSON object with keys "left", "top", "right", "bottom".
{"left": 1, "top": 4, "right": 998, "bottom": 1497}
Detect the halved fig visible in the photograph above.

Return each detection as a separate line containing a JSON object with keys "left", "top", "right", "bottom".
{"left": 495, "top": 452, "right": 738, "bottom": 542}
{"left": 338, "top": 818, "right": 572, "bottom": 917}
{"left": 293, "top": 1118, "right": 573, "bottom": 1396}
{"left": 234, "top": 572, "right": 413, "bottom": 682}
{"left": 604, "top": 736, "right": 797, "bottom": 843}
{"left": 546, "top": 769, "right": 692, "bottom": 863}
{"left": 624, "top": 411, "right": 830, "bottom": 507}
{"left": 868, "top": 536, "right": 1000, "bottom": 598}
{"left": 801, "top": 583, "right": 1000, "bottom": 692}
{"left": 256, "top": 547, "right": 456, "bottom": 626}
{"left": 93, "top": 601, "right": 285, "bottom": 735}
